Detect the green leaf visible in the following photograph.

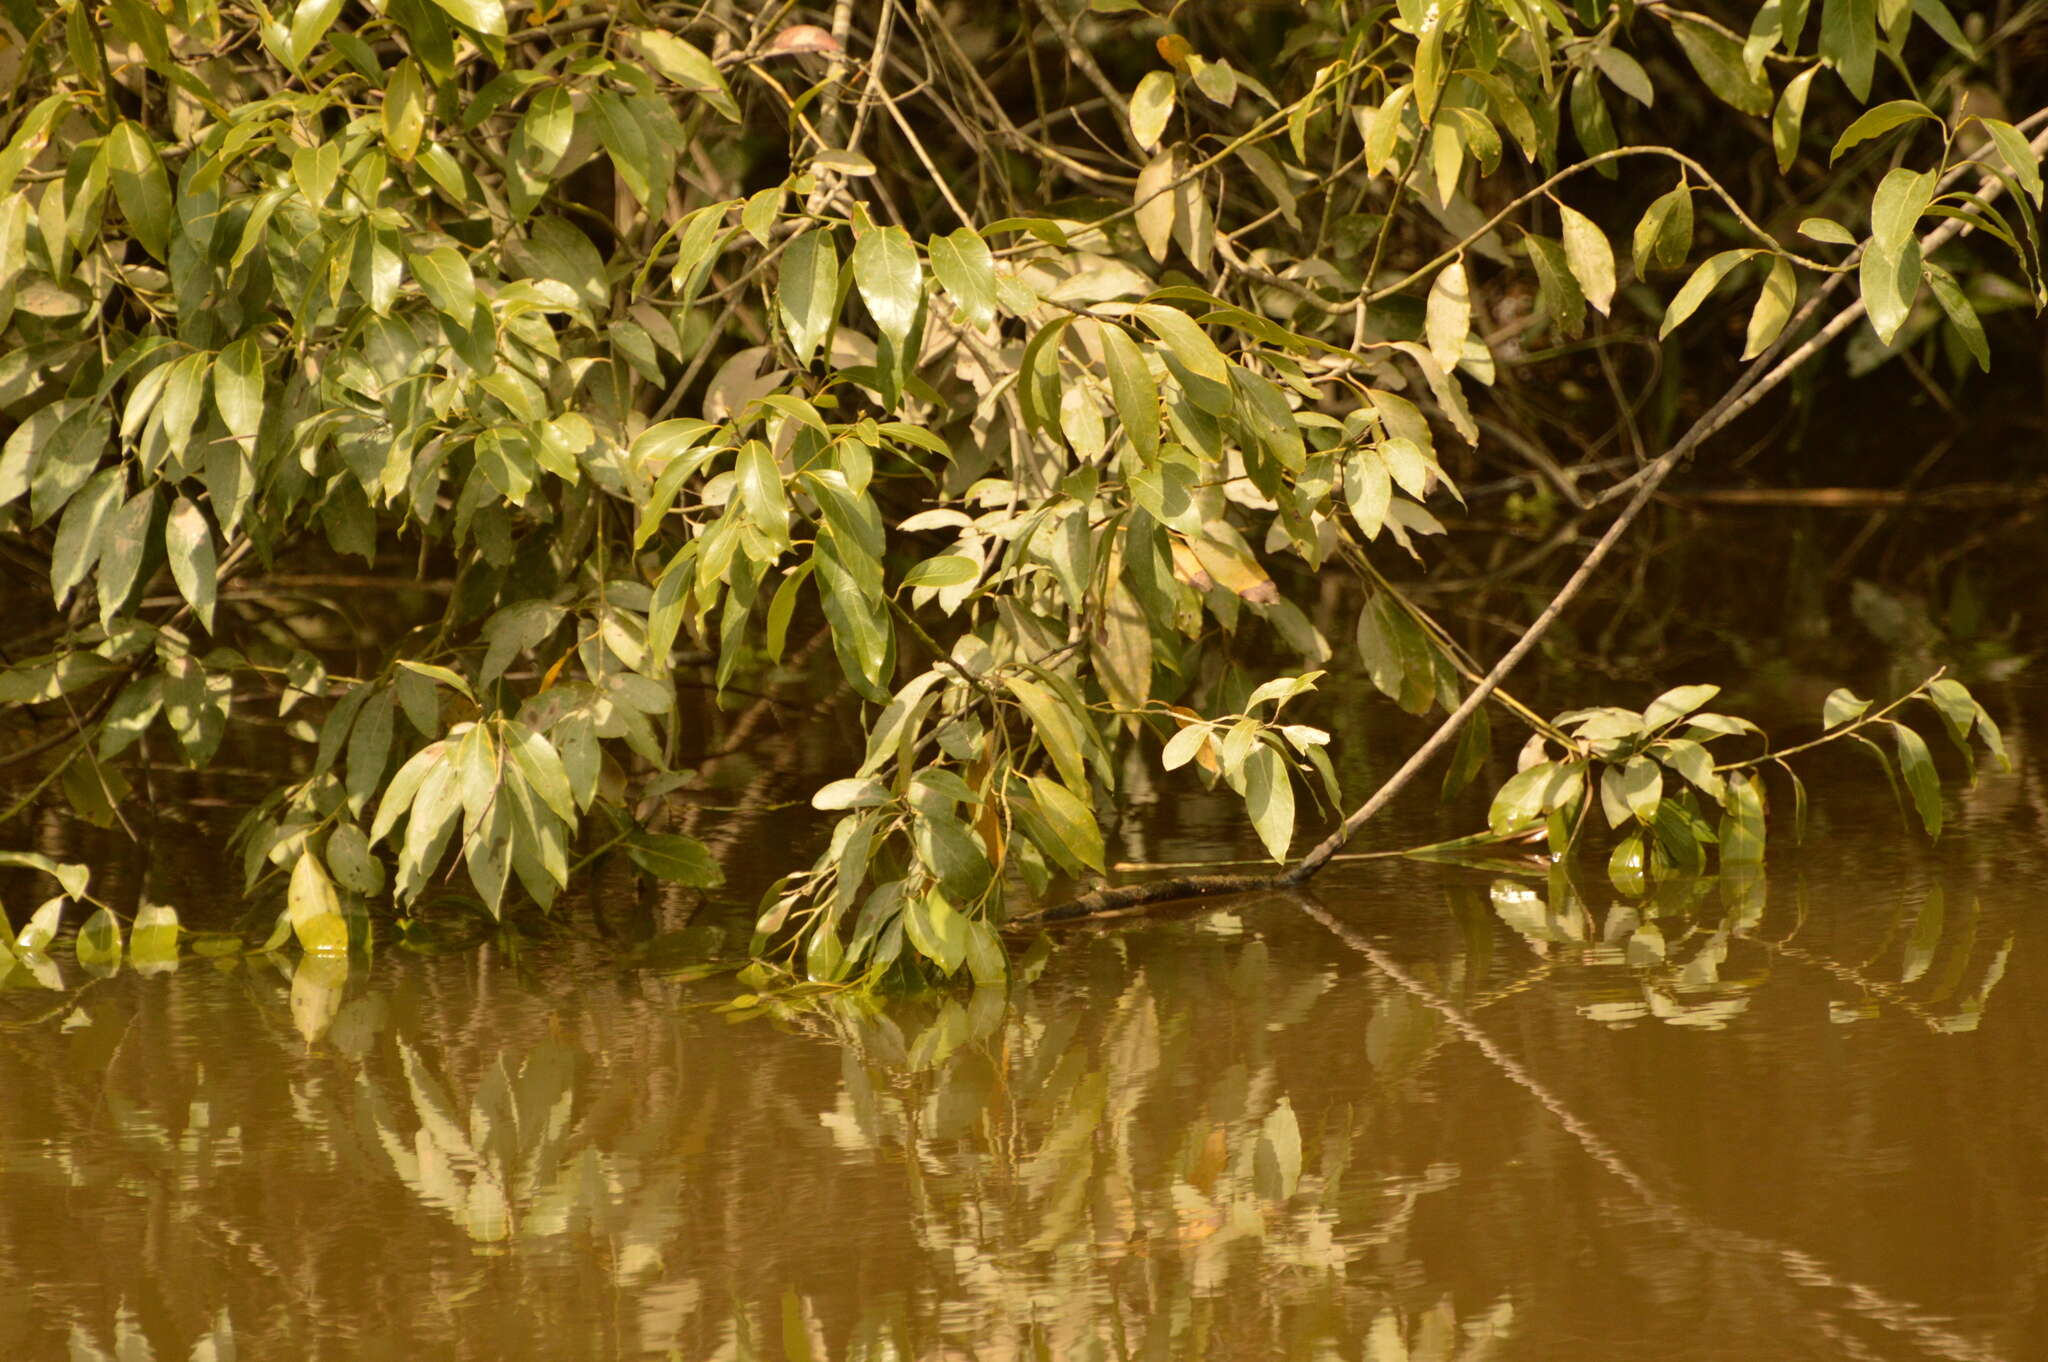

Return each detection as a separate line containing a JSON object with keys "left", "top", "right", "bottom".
{"left": 1659, "top": 249, "right": 1758, "bottom": 339}
{"left": 1923, "top": 262, "right": 1989, "bottom": 371}
{"left": 1004, "top": 674, "right": 1092, "bottom": 795}
{"left": 1557, "top": 201, "right": 1615, "bottom": 315}
{"left": 75, "top": 905, "right": 123, "bottom": 972}
{"left": 902, "top": 554, "right": 979, "bottom": 589}
{"left": 1026, "top": 774, "right": 1105, "bottom": 873}
{"left": 410, "top": 245, "right": 476, "bottom": 321}
{"left": 291, "top": 140, "right": 340, "bottom": 209}
{"left": 1130, "top": 69, "right": 1177, "bottom": 150}
{"left": 213, "top": 334, "right": 265, "bottom": 441}
{"left": 345, "top": 689, "right": 395, "bottom": 818}
{"left": 287, "top": 0, "right": 343, "bottom": 65}
{"left": 1133, "top": 146, "right": 1178, "bottom": 261}
{"left": 1799, "top": 216, "right": 1857, "bottom": 245}
{"left": 1869, "top": 166, "right": 1935, "bottom": 259}
{"left": 372, "top": 741, "right": 445, "bottom": 844}
{"left": 1822, "top": 687, "right": 1870, "bottom": 729}
{"left": 1978, "top": 118, "right": 2044, "bottom": 206}
{"left": 928, "top": 228, "right": 997, "bottom": 331}
{"left": 1858, "top": 236, "right": 1922, "bottom": 346}
{"left": 735, "top": 441, "right": 789, "bottom": 547}
{"left": 1632, "top": 179, "right": 1693, "bottom": 278}
{"left": 903, "top": 891, "right": 967, "bottom": 974}
{"left": 396, "top": 659, "right": 475, "bottom": 703}
{"left": 1655, "top": 738, "right": 1726, "bottom": 803}
{"left": 9, "top": 894, "right": 60, "bottom": 960}
{"left": 1244, "top": 743, "right": 1295, "bottom": 862}
{"left": 128, "top": 903, "right": 181, "bottom": 971}
{"left": 1829, "top": 98, "right": 1938, "bottom": 162}
{"left": 165, "top": 497, "right": 218, "bottom": 633}
{"left": 1923, "top": 678, "right": 1977, "bottom": 748}
{"left": 1891, "top": 721, "right": 1943, "bottom": 838}
{"left": 1608, "top": 832, "right": 1646, "bottom": 894}
{"left": 1425, "top": 259, "right": 1470, "bottom": 370}
{"left": 1721, "top": 771, "right": 1768, "bottom": 865}
{"left": 1742, "top": 255, "right": 1798, "bottom": 359}
{"left": 852, "top": 224, "right": 921, "bottom": 349}
{"left": 1569, "top": 69, "right": 1618, "bottom": 170}
{"left": 634, "top": 29, "right": 740, "bottom": 121}
{"left": 1100, "top": 323, "right": 1160, "bottom": 461}
{"left": 1488, "top": 760, "right": 1580, "bottom": 834}
{"left": 325, "top": 822, "right": 385, "bottom": 896}
{"left": 425, "top": 0, "right": 505, "bottom": 37}
{"left": 28, "top": 404, "right": 113, "bottom": 528}
{"left": 1133, "top": 304, "right": 1232, "bottom": 414}
{"left": 1669, "top": 16, "right": 1772, "bottom": 116}
{"left": 814, "top": 537, "right": 893, "bottom": 702}
{"left": 777, "top": 229, "right": 838, "bottom": 367}
{"left": 288, "top": 851, "right": 350, "bottom": 955}
{"left": 625, "top": 830, "right": 725, "bottom": 887}
{"left": 105, "top": 120, "right": 171, "bottom": 261}
{"left": 504, "top": 722, "right": 575, "bottom": 824}
{"left": 1344, "top": 448, "right": 1392, "bottom": 540}
{"left": 48, "top": 467, "right": 123, "bottom": 608}
{"left": 1819, "top": 0, "right": 1877, "bottom": 101}
{"left": 382, "top": 57, "right": 427, "bottom": 160}
{"left": 98, "top": 490, "right": 157, "bottom": 625}
{"left": 1773, "top": 65, "right": 1819, "bottom": 172}
{"left": 1617, "top": 754, "right": 1663, "bottom": 822}
{"left": 1592, "top": 46, "right": 1654, "bottom": 107}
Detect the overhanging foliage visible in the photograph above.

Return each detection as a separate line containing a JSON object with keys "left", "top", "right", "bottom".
{"left": 0, "top": 0, "right": 2034, "bottom": 981}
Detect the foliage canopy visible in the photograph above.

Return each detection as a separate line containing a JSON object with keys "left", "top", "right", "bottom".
{"left": 0, "top": 0, "right": 2033, "bottom": 981}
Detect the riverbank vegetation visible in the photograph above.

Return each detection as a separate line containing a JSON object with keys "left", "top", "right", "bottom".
{"left": 0, "top": 0, "right": 2035, "bottom": 983}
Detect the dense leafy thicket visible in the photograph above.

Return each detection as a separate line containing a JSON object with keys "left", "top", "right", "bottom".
{"left": 0, "top": 0, "right": 2032, "bottom": 981}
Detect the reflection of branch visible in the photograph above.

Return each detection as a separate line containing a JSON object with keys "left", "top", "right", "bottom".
{"left": 1762, "top": 939, "right": 1968, "bottom": 1036}
{"left": 1297, "top": 893, "right": 2011, "bottom": 1362}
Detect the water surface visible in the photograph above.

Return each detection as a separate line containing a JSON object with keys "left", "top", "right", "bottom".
{"left": 3, "top": 683, "right": 2045, "bottom": 1362}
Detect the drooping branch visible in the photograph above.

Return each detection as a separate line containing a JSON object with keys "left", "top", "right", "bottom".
{"left": 1025, "top": 110, "right": 2048, "bottom": 925}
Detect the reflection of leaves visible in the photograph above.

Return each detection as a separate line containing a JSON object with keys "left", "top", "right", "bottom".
{"left": 367, "top": 1038, "right": 581, "bottom": 1243}
{"left": 290, "top": 954, "right": 348, "bottom": 1044}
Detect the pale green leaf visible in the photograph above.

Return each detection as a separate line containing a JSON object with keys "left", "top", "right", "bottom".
{"left": 902, "top": 554, "right": 980, "bottom": 589}
{"left": 1859, "top": 236, "right": 1922, "bottom": 346}
{"left": 1424, "top": 259, "right": 1470, "bottom": 370}
{"left": 1557, "top": 201, "right": 1616, "bottom": 315}
{"left": 1244, "top": 743, "right": 1295, "bottom": 862}
{"left": 165, "top": 497, "right": 218, "bottom": 633}
{"left": 288, "top": 851, "right": 350, "bottom": 954}
{"left": 1742, "top": 256, "right": 1798, "bottom": 358}
{"left": 1829, "top": 98, "right": 1938, "bottom": 162}
{"left": 426, "top": 0, "right": 505, "bottom": 37}
{"left": 1822, "top": 687, "right": 1870, "bottom": 730}
{"left": 1130, "top": 69, "right": 1177, "bottom": 150}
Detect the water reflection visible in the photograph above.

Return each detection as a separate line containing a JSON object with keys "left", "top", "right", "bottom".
{"left": 4, "top": 848, "right": 2045, "bottom": 1360}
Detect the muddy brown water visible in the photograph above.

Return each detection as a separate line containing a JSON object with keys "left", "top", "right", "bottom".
{"left": 2, "top": 675, "right": 2045, "bottom": 1362}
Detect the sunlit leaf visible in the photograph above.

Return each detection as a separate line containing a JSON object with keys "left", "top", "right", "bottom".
{"left": 1829, "top": 98, "right": 1939, "bottom": 162}
{"left": 1130, "top": 69, "right": 1177, "bottom": 149}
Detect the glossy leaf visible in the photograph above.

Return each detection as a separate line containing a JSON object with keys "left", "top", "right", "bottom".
{"left": 852, "top": 225, "right": 921, "bottom": 348}
{"left": 928, "top": 228, "right": 996, "bottom": 330}
{"left": 778, "top": 229, "right": 839, "bottom": 367}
